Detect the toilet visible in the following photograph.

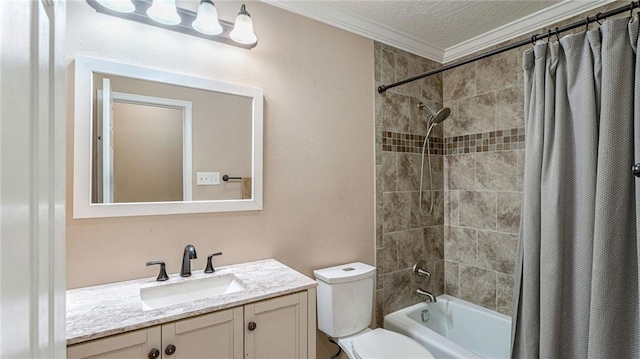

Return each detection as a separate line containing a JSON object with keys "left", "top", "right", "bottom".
{"left": 314, "top": 262, "right": 435, "bottom": 359}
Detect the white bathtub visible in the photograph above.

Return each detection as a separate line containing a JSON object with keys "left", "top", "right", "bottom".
{"left": 384, "top": 295, "right": 512, "bottom": 359}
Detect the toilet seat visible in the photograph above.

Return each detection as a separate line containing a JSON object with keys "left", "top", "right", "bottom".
{"left": 351, "top": 328, "right": 434, "bottom": 359}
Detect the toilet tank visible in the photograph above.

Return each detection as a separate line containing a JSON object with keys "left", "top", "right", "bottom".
{"left": 314, "top": 262, "right": 376, "bottom": 338}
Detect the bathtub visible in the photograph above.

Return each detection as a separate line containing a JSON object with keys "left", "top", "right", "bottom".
{"left": 384, "top": 295, "right": 512, "bottom": 359}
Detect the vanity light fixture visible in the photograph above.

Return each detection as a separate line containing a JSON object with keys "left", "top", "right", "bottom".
{"left": 95, "top": 0, "right": 135, "bottom": 13}
{"left": 192, "top": 0, "right": 223, "bottom": 36}
{"left": 86, "top": 0, "right": 258, "bottom": 49}
{"left": 229, "top": 4, "right": 257, "bottom": 45}
{"left": 146, "top": 0, "right": 181, "bottom": 25}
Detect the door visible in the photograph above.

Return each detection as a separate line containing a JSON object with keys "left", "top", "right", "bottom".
{"left": 0, "top": 0, "right": 66, "bottom": 357}
{"left": 162, "top": 307, "right": 243, "bottom": 359}
{"left": 244, "top": 292, "right": 308, "bottom": 359}
{"left": 97, "top": 78, "right": 114, "bottom": 203}
{"left": 96, "top": 88, "right": 193, "bottom": 203}
{"left": 67, "top": 327, "right": 162, "bottom": 359}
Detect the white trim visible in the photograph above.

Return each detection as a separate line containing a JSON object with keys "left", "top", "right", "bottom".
{"left": 183, "top": 101, "right": 193, "bottom": 202}
{"left": 443, "top": 0, "right": 618, "bottom": 62}
{"left": 262, "top": 0, "right": 445, "bottom": 61}
{"left": 73, "top": 56, "right": 263, "bottom": 218}
{"left": 97, "top": 90, "right": 194, "bottom": 202}
{"left": 0, "top": 0, "right": 4, "bottom": 352}
{"left": 1, "top": 0, "right": 66, "bottom": 357}
{"left": 264, "top": 0, "right": 617, "bottom": 63}
{"left": 100, "top": 80, "right": 113, "bottom": 203}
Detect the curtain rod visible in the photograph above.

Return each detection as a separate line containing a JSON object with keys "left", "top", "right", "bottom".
{"left": 377, "top": 1, "right": 640, "bottom": 94}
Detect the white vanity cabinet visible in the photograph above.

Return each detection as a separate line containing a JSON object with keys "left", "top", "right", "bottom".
{"left": 162, "top": 307, "right": 243, "bottom": 359}
{"left": 244, "top": 291, "right": 309, "bottom": 359}
{"left": 67, "top": 326, "right": 162, "bottom": 359}
{"left": 67, "top": 290, "right": 315, "bottom": 359}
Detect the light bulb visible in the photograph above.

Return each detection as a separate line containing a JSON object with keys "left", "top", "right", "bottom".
{"left": 147, "top": 0, "right": 181, "bottom": 26}
{"left": 229, "top": 4, "right": 257, "bottom": 45}
{"left": 95, "top": 0, "right": 135, "bottom": 13}
{"left": 192, "top": 0, "right": 223, "bottom": 35}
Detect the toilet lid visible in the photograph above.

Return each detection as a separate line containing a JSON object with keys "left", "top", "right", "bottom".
{"left": 351, "top": 328, "right": 434, "bottom": 359}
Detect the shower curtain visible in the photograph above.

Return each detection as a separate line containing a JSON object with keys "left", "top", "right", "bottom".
{"left": 512, "top": 16, "right": 640, "bottom": 358}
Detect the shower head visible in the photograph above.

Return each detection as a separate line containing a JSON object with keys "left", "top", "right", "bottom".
{"left": 417, "top": 102, "right": 451, "bottom": 217}
{"left": 418, "top": 103, "right": 451, "bottom": 125}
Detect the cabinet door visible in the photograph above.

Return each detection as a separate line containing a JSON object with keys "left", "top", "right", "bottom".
{"left": 67, "top": 326, "right": 161, "bottom": 359}
{"left": 162, "top": 307, "right": 243, "bottom": 359}
{"left": 244, "top": 292, "right": 308, "bottom": 359}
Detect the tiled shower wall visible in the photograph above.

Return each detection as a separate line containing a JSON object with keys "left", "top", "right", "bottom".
{"left": 374, "top": 42, "right": 445, "bottom": 327}
{"left": 374, "top": 43, "right": 532, "bottom": 320}
{"left": 375, "top": 1, "right": 626, "bottom": 322}
{"left": 373, "top": 40, "right": 523, "bottom": 323}
{"left": 441, "top": 52, "right": 525, "bottom": 317}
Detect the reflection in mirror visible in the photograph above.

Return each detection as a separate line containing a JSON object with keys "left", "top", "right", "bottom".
{"left": 92, "top": 73, "right": 252, "bottom": 203}
{"left": 95, "top": 78, "right": 192, "bottom": 203}
{"left": 74, "top": 56, "right": 263, "bottom": 218}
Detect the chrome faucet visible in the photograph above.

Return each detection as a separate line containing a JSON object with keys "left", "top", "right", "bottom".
{"left": 416, "top": 288, "right": 437, "bottom": 302}
{"left": 180, "top": 244, "right": 197, "bottom": 277}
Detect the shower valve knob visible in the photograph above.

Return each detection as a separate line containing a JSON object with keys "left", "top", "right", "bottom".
{"left": 634, "top": 163, "right": 640, "bottom": 178}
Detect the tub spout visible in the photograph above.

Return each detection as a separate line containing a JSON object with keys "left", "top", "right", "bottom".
{"left": 416, "top": 288, "right": 437, "bottom": 302}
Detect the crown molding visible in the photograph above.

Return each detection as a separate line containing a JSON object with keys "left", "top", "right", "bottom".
{"left": 264, "top": 0, "right": 618, "bottom": 64}
{"left": 443, "top": 0, "right": 618, "bottom": 63}
{"left": 262, "top": 0, "right": 445, "bottom": 61}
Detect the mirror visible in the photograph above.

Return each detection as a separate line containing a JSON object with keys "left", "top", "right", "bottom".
{"left": 74, "top": 56, "right": 263, "bottom": 218}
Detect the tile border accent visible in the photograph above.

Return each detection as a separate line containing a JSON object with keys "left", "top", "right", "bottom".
{"left": 445, "top": 127, "right": 525, "bottom": 155}
{"left": 382, "top": 131, "right": 444, "bottom": 155}
{"left": 383, "top": 127, "right": 525, "bottom": 155}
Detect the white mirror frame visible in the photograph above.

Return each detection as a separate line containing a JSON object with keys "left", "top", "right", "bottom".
{"left": 73, "top": 56, "right": 263, "bottom": 218}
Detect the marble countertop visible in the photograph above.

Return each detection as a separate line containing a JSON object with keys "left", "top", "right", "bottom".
{"left": 66, "top": 259, "right": 317, "bottom": 345}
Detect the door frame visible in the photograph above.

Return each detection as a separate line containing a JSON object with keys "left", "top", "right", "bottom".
{"left": 0, "top": 0, "right": 67, "bottom": 357}
{"left": 96, "top": 89, "right": 194, "bottom": 202}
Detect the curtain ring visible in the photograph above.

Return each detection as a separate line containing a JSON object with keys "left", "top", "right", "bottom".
{"left": 630, "top": 2, "right": 635, "bottom": 19}
{"left": 547, "top": 29, "right": 552, "bottom": 43}
{"left": 555, "top": 27, "right": 560, "bottom": 42}
{"left": 595, "top": 13, "right": 602, "bottom": 25}
{"left": 585, "top": 17, "right": 589, "bottom": 32}
{"left": 531, "top": 34, "right": 537, "bottom": 45}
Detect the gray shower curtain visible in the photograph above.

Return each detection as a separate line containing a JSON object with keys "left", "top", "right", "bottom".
{"left": 512, "top": 16, "right": 640, "bottom": 358}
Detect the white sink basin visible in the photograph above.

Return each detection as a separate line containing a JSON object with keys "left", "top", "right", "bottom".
{"left": 140, "top": 274, "right": 247, "bottom": 311}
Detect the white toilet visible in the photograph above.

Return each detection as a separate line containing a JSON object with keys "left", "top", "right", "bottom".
{"left": 314, "top": 262, "right": 435, "bottom": 359}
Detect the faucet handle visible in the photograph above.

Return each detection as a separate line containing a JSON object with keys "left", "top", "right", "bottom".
{"left": 413, "top": 260, "right": 431, "bottom": 278}
{"left": 146, "top": 261, "right": 169, "bottom": 281}
{"left": 204, "top": 252, "right": 223, "bottom": 273}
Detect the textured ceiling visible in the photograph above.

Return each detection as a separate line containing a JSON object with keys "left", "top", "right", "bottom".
{"left": 326, "top": 1, "right": 561, "bottom": 49}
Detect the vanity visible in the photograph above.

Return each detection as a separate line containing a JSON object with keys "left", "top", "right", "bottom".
{"left": 67, "top": 26, "right": 306, "bottom": 359}
{"left": 66, "top": 259, "right": 317, "bottom": 359}
{"left": 67, "top": 37, "right": 312, "bottom": 358}
{"left": 66, "top": 5, "right": 314, "bottom": 357}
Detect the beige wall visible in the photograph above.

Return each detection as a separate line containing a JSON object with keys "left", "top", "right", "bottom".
{"left": 66, "top": 2, "right": 374, "bottom": 354}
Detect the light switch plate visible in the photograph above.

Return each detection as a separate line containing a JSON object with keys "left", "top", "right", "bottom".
{"left": 211, "top": 172, "right": 220, "bottom": 185}
{"left": 197, "top": 172, "right": 220, "bottom": 185}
